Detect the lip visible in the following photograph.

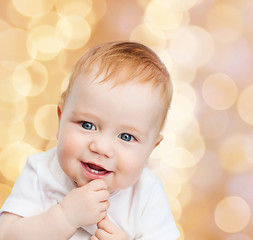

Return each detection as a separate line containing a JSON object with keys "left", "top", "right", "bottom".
{"left": 81, "top": 162, "right": 112, "bottom": 180}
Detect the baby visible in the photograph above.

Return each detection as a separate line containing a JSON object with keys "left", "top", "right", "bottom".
{"left": 0, "top": 41, "right": 180, "bottom": 240}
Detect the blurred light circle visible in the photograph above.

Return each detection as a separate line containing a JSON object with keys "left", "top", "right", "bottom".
{"left": 171, "top": 92, "right": 196, "bottom": 116}
{"left": 34, "top": 104, "right": 58, "bottom": 140}
{"left": 245, "top": 133, "right": 253, "bottom": 165}
{"left": 225, "top": 233, "right": 251, "bottom": 240}
{"left": 0, "top": 97, "right": 27, "bottom": 124}
{"left": 165, "top": 147, "right": 197, "bottom": 168}
{"left": 206, "top": 2, "right": 243, "bottom": 43}
{"left": 0, "top": 61, "right": 24, "bottom": 102}
{"left": 237, "top": 85, "right": 253, "bottom": 125}
{"left": 200, "top": 109, "right": 229, "bottom": 140}
{"left": 5, "top": 0, "right": 30, "bottom": 29}
{"left": 145, "top": 0, "right": 184, "bottom": 32}
{"left": 11, "top": 0, "right": 54, "bottom": 17}
{"left": 0, "top": 120, "right": 25, "bottom": 147}
{"left": 149, "top": 0, "right": 197, "bottom": 11}
{"left": 153, "top": 163, "right": 196, "bottom": 184}
{"left": 168, "top": 166, "right": 196, "bottom": 184}
{"left": 176, "top": 83, "right": 197, "bottom": 111}
{"left": 0, "top": 142, "right": 38, "bottom": 182}
{"left": 162, "top": 178, "right": 182, "bottom": 198}
{"left": 156, "top": 49, "right": 173, "bottom": 74}
{"left": 168, "top": 197, "right": 182, "bottom": 221}
{"left": 150, "top": 132, "right": 176, "bottom": 170}
{"left": 0, "top": 28, "right": 30, "bottom": 62}
{"left": 191, "top": 150, "right": 222, "bottom": 193}
{"left": 202, "top": 73, "right": 238, "bottom": 110}
{"left": 12, "top": 64, "right": 31, "bottom": 96}
{"left": 214, "top": 196, "right": 251, "bottom": 233}
{"left": 152, "top": 131, "right": 177, "bottom": 160}
{"left": 61, "top": 72, "right": 71, "bottom": 94}
{"left": 177, "top": 183, "right": 192, "bottom": 207}
{"left": 86, "top": 0, "right": 107, "bottom": 25}
{"left": 41, "top": 49, "right": 68, "bottom": 75}
{"left": 0, "top": 19, "right": 11, "bottom": 33}
{"left": 176, "top": 129, "right": 205, "bottom": 162}
{"left": 170, "top": 65, "right": 197, "bottom": 84}
{"left": 170, "top": 26, "right": 214, "bottom": 68}
{"left": 27, "top": 25, "right": 62, "bottom": 61}
{"left": 0, "top": 184, "right": 12, "bottom": 208}
{"left": 27, "top": 12, "right": 60, "bottom": 30}
{"left": 219, "top": 134, "right": 250, "bottom": 173}
{"left": 55, "top": 15, "right": 91, "bottom": 50}
{"left": 56, "top": 0, "right": 93, "bottom": 18}
{"left": 130, "top": 24, "right": 167, "bottom": 50}
{"left": 166, "top": 109, "right": 199, "bottom": 135}
{"left": 45, "top": 139, "right": 58, "bottom": 151}
{"left": 227, "top": 174, "right": 253, "bottom": 205}
{"left": 15, "top": 61, "right": 49, "bottom": 97}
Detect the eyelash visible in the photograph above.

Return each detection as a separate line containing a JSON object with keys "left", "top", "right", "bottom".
{"left": 81, "top": 121, "right": 96, "bottom": 130}
{"left": 119, "top": 133, "right": 136, "bottom": 142}
{"left": 80, "top": 121, "right": 136, "bottom": 142}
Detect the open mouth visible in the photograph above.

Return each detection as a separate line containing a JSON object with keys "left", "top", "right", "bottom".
{"left": 86, "top": 163, "right": 109, "bottom": 174}
{"left": 81, "top": 162, "right": 111, "bottom": 179}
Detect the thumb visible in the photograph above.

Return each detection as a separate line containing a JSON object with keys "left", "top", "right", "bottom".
{"left": 97, "top": 215, "right": 109, "bottom": 228}
{"left": 85, "top": 179, "right": 107, "bottom": 191}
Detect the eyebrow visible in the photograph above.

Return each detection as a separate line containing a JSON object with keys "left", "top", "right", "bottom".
{"left": 120, "top": 124, "right": 147, "bottom": 138}
{"left": 71, "top": 110, "right": 100, "bottom": 121}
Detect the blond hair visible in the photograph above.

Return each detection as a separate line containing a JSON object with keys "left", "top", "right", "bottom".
{"left": 59, "top": 41, "right": 173, "bottom": 130}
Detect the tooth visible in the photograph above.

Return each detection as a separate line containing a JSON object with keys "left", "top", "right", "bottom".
{"left": 91, "top": 169, "right": 99, "bottom": 174}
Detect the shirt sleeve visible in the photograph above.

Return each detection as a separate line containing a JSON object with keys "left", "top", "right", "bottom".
{"left": 136, "top": 178, "right": 180, "bottom": 240}
{"left": 0, "top": 156, "right": 44, "bottom": 217}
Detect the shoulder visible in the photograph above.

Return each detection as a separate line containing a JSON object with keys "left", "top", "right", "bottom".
{"left": 134, "top": 169, "right": 180, "bottom": 239}
{"left": 0, "top": 149, "right": 57, "bottom": 217}
{"left": 140, "top": 167, "right": 160, "bottom": 183}
{"left": 124, "top": 168, "right": 167, "bottom": 214}
{"left": 26, "top": 148, "right": 56, "bottom": 166}
{"left": 135, "top": 167, "right": 164, "bottom": 195}
{"left": 21, "top": 147, "right": 62, "bottom": 191}
{"left": 24, "top": 148, "right": 58, "bottom": 176}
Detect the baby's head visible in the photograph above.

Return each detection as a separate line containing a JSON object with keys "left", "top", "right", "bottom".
{"left": 59, "top": 41, "right": 172, "bottom": 132}
{"left": 57, "top": 41, "right": 173, "bottom": 192}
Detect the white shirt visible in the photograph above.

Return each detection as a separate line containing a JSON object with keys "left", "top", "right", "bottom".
{"left": 0, "top": 148, "right": 180, "bottom": 240}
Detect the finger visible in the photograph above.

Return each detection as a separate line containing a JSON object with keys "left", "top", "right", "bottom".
{"left": 97, "top": 189, "right": 110, "bottom": 202}
{"left": 87, "top": 179, "right": 108, "bottom": 191}
{"left": 90, "top": 235, "right": 99, "bottom": 240}
{"left": 95, "top": 228, "right": 111, "bottom": 239}
{"left": 97, "top": 216, "right": 117, "bottom": 234}
{"left": 98, "top": 210, "right": 107, "bottom": 221}
{"left": 99, "top": 200, "right": 110, "bottom": 212}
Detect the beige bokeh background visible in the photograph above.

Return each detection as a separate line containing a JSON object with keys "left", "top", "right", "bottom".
{"left": 0, "top": 0, "right": 253, "bottom": 239}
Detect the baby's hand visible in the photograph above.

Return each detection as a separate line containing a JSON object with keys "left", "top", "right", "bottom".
{"left": 60, "top": 179, "right": 110, "bottom": 229}
{"left": 90, "top": 216, "right": 129, "bottom": 240}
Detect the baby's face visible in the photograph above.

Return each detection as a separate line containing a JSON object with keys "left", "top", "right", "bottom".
{"left": 57, "top": 75, "right": 163, "bottom": 193}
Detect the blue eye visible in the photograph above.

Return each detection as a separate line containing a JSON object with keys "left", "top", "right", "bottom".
{"left": 81, "top": 121, "right": 96, "bottom": 130}
{"left": 119, "top": 133, "right": 135, "bottom": 142}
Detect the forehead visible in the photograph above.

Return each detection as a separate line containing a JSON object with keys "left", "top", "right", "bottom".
{"left": 71, "top": 73, "right": 162, "bottom": 105}
{"left": 66, "top": 74, "right": 164, "bottom": 124}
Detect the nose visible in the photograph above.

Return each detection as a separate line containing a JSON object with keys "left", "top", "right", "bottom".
{"left": 88, "top": 135, "right": 113, "bottom": 158}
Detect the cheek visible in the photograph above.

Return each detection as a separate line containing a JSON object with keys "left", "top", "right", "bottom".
{"left": 119, "top": 153, "right": 147, "bottom": 177}
{"left": 57, "top": 137, "right": 78, "bottom": 178}
{"left": 57, "top": 125, "right": 81, "bottom": 152}
{"left": 58, "top": 135, "right": 76, "bottom": 155}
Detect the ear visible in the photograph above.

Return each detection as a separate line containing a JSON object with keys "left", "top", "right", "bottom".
{"left": 57, "top": 104, "right": 62, "bottom": 119}
{"left": 154, "top": 134, "right": 163, "bottom": 149}
{"left": 56, "top": 105, "right": 63, "bottom": 139}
